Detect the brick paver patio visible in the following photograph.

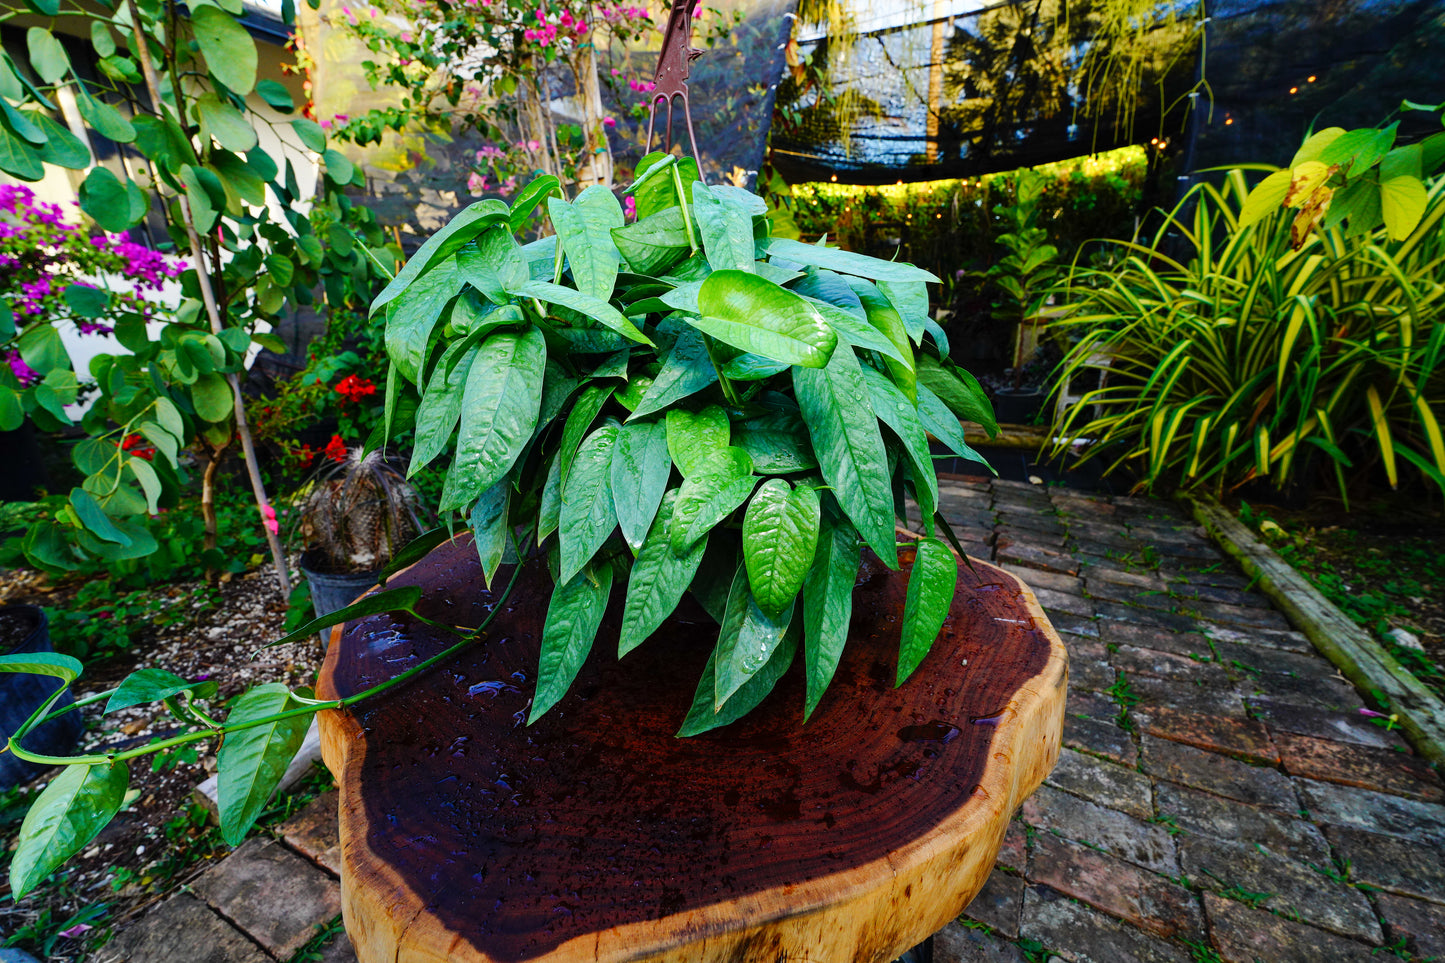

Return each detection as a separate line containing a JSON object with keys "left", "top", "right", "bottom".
{"left": 99, "top": 478, "right": 1445, "bottom": 963}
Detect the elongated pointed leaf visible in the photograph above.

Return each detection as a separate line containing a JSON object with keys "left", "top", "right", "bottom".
{"left": 671, "top": 447, "right": 757, "bottom": 554}
{"left": 550, "top": 186, "right": 624, "bottom": 300}
{"left": 409, "top": 340, "right": 479, "bottom": 474}
{"left": 692, "top": 270, "right": 837, "bottom": 368}
{"left": 804, "top": 296, "right": 911, "bottom": 366}
{"left": 612, "top": 207, "right": 691, "bottom": 276}
{"left": 371, "top": 200, "right": 509, "bottom": 316}
{"left": 897, "top": 538, "right": 957, "bottom": 686}
{"left": 530, "top": 562, "right": 614, "bottom": 722}
{"left": 678, "top": 620, "right": 797, "bottom": 737}
{"left": 793, "top": 349, "right": 897, "bottom": 566}
{"left": 713, "top": 566, "right": 794, "bottom": 709}
{"left": 692, "top": 181, "right": 755, "bottom": 273}
{"left": 267, "top": 586, "right": 422, "bottom": 647}
{"left": 630, "top": 327, "right": 717, "bottom": 418}
{"left": 734, "top": 408, "right": 818, "bottom": 473}
{"left": 559, "top": 420, "right": 620, "bottom": 583}
{"left": 917, "top": 355, "right": 997, "bottom": 436}
{"left": 802, "top": 520, "right": 860, "bottom": 720}
{"left": 538, "top": 450, "right": 564, "bottom": 542}
{"left": 514, "top": 279, "right": 652, "bottom": 346}
{"left": 385, "top": 257, "right": 462, "bottom": 385}
{"left": 764, "top": 237, "right": 940, "bottom": 284}
{"left": 666, "top": 405, "right": 730, "bottom": 476}
{"left": 850, "top": 278, "right": 915, "bottom": 401}
{"left": 9, "top": 762, "right": 128, "bottom": 898}
{"left": 558, "top": 384, "right": 613, "bottom": 489}
{"left": 441, "top": 327, "right": 546, "bottom": 512}
{"left": 508, "top": 174, "right": 560, "bottom": 232}
{"left": 611, "top": 419, "right": 671, "bottom": 550}
{"left": 916, "top": 382, "right": 989, "bottom": 468}
{"left": 0, "top": 651, "right": 81, "bottom": 682}
{"left": 217, "top": 683, "right": 311, "bottom": 844}
{"left": 742, "top": 479, "right": 820, "bottom": 615}
{"left": 861, "top": 365, "right": 938, "bottom": 518}
{"left": 620, "top": 492, "right": 707, "bottom": 656}
{"left": 470, "top": 477, "right": 511, "bottom": 589}
{"left": 107, "top": 668, "right": 216, "bottom": 713}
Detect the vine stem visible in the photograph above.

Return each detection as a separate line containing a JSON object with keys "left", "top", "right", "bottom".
{"left": 4, "top": 563, "right": 526, "bottom": 768}
{"left": 129, "top": 0, "right": 291, "bottom": 597}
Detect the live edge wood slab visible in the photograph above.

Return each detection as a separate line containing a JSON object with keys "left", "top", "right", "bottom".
{"left": 316, "top": 536, "right": 1067, "bottom": 963}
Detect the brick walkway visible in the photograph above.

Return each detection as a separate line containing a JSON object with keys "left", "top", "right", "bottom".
{"left": 101, "top": 478, "right": 1445, "bottom": 963}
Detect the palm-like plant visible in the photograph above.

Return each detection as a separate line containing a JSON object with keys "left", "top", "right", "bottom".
{"left": 1047, "top": 168, "right": 1445, "bottom": 504}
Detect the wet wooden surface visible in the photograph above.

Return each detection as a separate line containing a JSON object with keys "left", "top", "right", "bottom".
{"left": 317, "top": 537, "right": 1067, "bottom": 963}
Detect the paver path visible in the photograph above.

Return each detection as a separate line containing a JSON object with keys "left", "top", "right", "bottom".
{"left": 100, "top": 478, "right": 1445, "bottom": 963}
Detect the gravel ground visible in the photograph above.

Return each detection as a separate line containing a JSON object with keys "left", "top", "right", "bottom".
{"left": 0, "top": 561, "right": 323, "bottom": 961}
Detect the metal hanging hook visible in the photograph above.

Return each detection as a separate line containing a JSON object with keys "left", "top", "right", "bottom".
{"left": 645, "top": 0, "right": 706, "bottom": 182}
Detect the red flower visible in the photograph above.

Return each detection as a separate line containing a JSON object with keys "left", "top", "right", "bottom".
{"left": 120, "top": 433, "right": 155, "bottom": 461}
{"left": 323, "top": 434, "right": 349, "bottom": 464}
{"left": 334, "top": 374, "right": 377, "bottom": 403}
{"left": 289, "top": 443, "right": 316, "bottom": 469}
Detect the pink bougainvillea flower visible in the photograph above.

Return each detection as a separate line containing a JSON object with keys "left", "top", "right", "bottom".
{"left": 602, "top": 116, "right": 616, "bottom": 128}
{"left": 262, "top": 504, "right": 279, "bottom": 535}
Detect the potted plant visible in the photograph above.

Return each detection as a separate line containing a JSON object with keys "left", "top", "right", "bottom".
{"left": 0, "top": 156, "right": 1008, "bottom": 899}
{"left": 294, "top": 443, "right": 425, "bottom": 620}
{"left": 978, "top": 169, "right": 1061, "bottom": 424}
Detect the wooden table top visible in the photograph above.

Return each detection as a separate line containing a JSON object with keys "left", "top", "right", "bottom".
{"left": 316, "top": 536, "right": 1067, "bottom": 963}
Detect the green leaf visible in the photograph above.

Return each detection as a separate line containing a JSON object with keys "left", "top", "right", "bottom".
{"left": 291, "top": 117, "right": 326, "bottom": 152}
{"left": 896, "top": 538, "right": 957, "bottom": 685}
{"left": 802, "top": 519, "right": 859, "bottom": 721}
{"left": 513, "top": 279, "right": 653, "bottom": 347}
{"left": 630, "top": 327, "right": 717, "bottom": 418}
{"left": 793, "top": 349, "right": 897, "bottom": 566}
{"left": 25, "top": 27, "right": 68, "bottom": 84}
{"left": 508, "top": 174, "right": 560, "bottom": 232}
{"left": 763, "top": 236, "right": 940, "bottom": 284}
{"left": 693, "top": 270, "right": 837, "bottom": 368}
{"left": 851, "top": 278, "right": 915, "bottom": 401}
{"left": 191, "top": 372, "right": 233, "bottom": 423}
{"left": 30, "top": 111, "right": 85, "bottom": 170}
{"left": 916, "top": 356, "right": 997, "bottom": 436}
{"left": 1380, "top": 174, "right": 1427, "bottom": 240}
{"left": 559, "top": 419, "right": 620, "bottom": 584}
{"left": 9, "top": 762, "right": 128, "bottom": 899}
{"left": 76, "top": 90, "right": 134, "bottom": 144}
{"left": 129, "top": 455, "right": 163, "bottom": 510}
{"left": 255, "top": 79, "right": 295, "bottom": 112}
{"left": 469, "top": 477, "right": 511, "bottom": 589}
{"left": 742, "top": 479, "right": 820, "bottom": 615}
{"left": 1237, "top": 169, "right": 1292, "bottom": 228}
{"left": 538, "top": 449, "right": 564, "bottom": 543}
{"left": 632, "top": 151, "right": 700, "bottom": 218}
{"left": 0, "top": 386, "right": 21, "bottom": 431}
{"left": 1288, "top": 127, "right": 1346, "bottom": 167}
{"left": 713, "top": 566, "right": 794, "bottom": 709}
{"left": 529, "top": 561, "right": 614, "bottom": 723}
{"left": 677, "top": 619, "right": 797, "bottom": 737}
{"left": 549, "top": 186, "right": 623, "bottom": 301}
{"left": 90, "top": 21, "right": 116, "bottom": 57}
{"left": 611, "top": 418, "right": 671, "bottom": 550}
{"left": 323, "top": 148, "right": 354, "bottom": 185}
{"left": 803, "top": 296, "right": 911, "bottom": 367}
{"left": 192, "top": 5, "right": 259, "bottom": 95}
{"left": 916, "top": 382, "right": 988, "bottom": 468}
{"left": 670, "top": 446, "right": 757, "bottom": 554}
{"left": 612, "top": 207, "right": 691, "bottom": 276}
{"left": 69, "top": 488, "right": 130, "bottom": 546}
{"left": 692, "top": 181, "right": 755, "bottom": 273}
{"left": 371, "top": 200, "right": 509, "bottom": 317}
{"left": 268, "top": 586, "right": 424, "bottom": 647}
{"left": 0, "top": 120, "right": 43, "bottom": 181}
{"left": 196, "top": 92, "right": 258, "bottom": 152}
{"left": 876, "top": 279, "right": 930, "bottom": 345}
{"left": 217, "top": 683, "right": 311, "bottom": 845}
{"left": 18, "top": 323, "right": 68, "bottom": 374}
{"left": 619, "top": 491, "right": 706, "bottom": 656}
{"left": 860, "top": 365, "right": 938, "bottom": 518}
{"left": 385, "top": 257, "right": 462, "bottom": 384}
{"left": 409, "top": 339, "right": 479, "bottom": 474}
{"left": 442, "top": 327, "right": 546, "bottom": 512}
{"left": 79, "top": 168, "right": 138, "bottom": 232}
{"left": 63, "top": 284, "right": 109, "bottom": 318}
{"left": 155, "top": 397, "right": 185, "bottom": 439}
{"left": 107, "top": 668, "right": 215, "bottom": 713}
{"left": 721, "top": 354, "right": 789, "bottom": 381}
{"left": 557, "top": 384, "right": 613, "bottom": 488}
{"left": 666, "top": 404, "right": 730, "bottom": 476}
{"left": 733, "top": 407, "right": 818, "bottom": 473}
{"left": 0, "top": 651, "right": 81, "bottom": 682}
{"left": 180, "top": 164, "right": 219, "bottom": 232}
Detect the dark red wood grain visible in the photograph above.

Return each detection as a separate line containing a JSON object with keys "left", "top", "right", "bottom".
{"left": 318, "top": 538, "right": 1051, "bottom": 962}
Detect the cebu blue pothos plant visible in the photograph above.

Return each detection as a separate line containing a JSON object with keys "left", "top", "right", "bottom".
{"left": 0, "top": 155, "right": 996, "bottom": 901}
{"left": 371, "top": 151, "right": 998, "bottom": 726}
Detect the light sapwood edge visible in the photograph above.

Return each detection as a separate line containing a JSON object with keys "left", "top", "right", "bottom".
{"left": 1185, "top": 494, "right": 1445, "bottom": 768}
{"left": 316, "top": 550, "right": 1067, "bottom": 963}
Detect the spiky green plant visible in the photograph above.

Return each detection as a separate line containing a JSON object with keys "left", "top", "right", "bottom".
{"left": 1047, "top": 169, "right": 1445, "bottom": 504}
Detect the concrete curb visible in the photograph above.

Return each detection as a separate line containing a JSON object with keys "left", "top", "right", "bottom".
{"left": 1184, "top": 493, "right": 1445, "bottom": 769}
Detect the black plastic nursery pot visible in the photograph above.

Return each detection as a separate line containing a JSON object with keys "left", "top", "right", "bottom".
{"left": 0, "top": 604, "right": 84, "bottom": 791}
{"left": 992, "top": 386, "right": 1047, "bottom": 426}
{"left": 299, "top": 550, "right": 379, "bottom": 631}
